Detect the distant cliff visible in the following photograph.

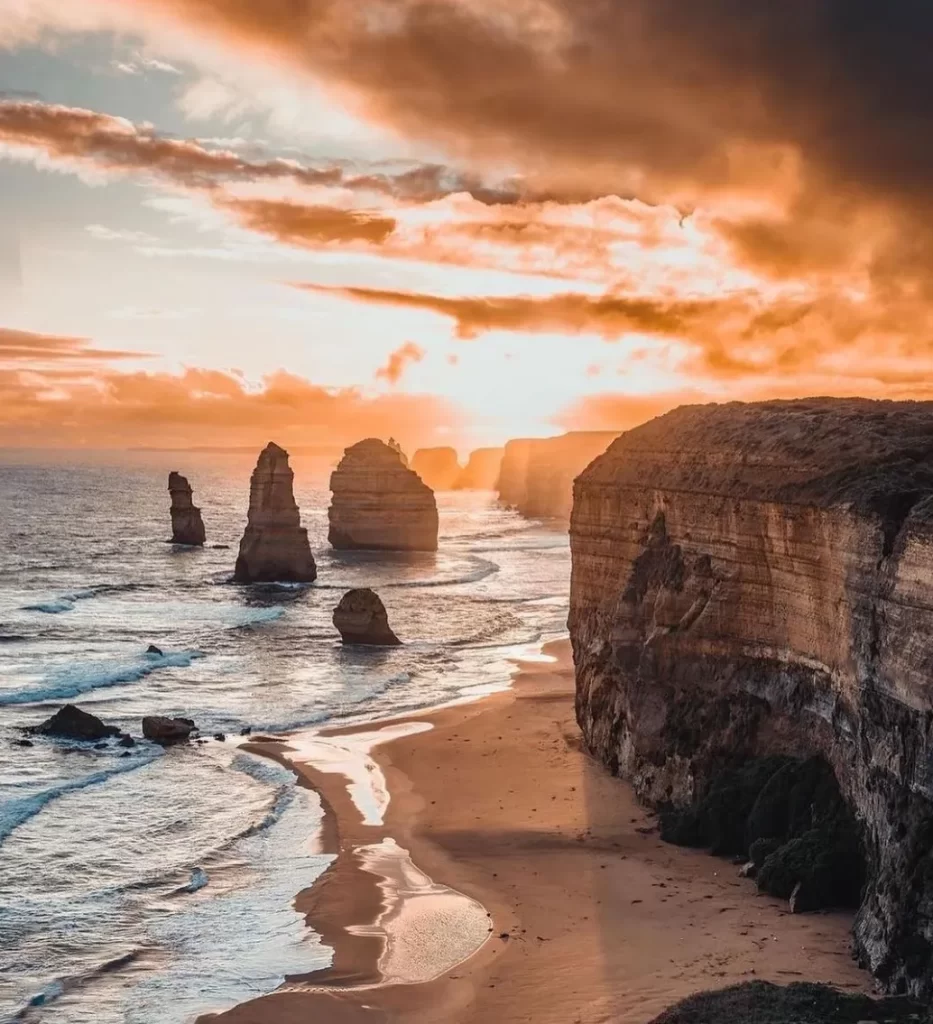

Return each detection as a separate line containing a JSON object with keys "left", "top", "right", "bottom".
{"left": 411, "top": 447, "right": 461, "bottom": 491}
{"left": 456, "top": 448, "right": 504, "bottom": 491}
{"left": 569, "top": 399, "right": 933, "bottom": 997}
{"left": 497, "top": 432, "right": 619, "bottom": 520}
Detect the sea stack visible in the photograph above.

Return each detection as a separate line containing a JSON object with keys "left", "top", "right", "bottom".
{"left": 333, "top": 588, "right": 401, "bottom": 646}
{"left": 411, "top": 447, "right": 461, "bottom": 490}
{"left": 569, "top": 398, "right": 933, "bottom": 997}
{"left": 455, "top": 447, "right": 504, "bottom": 490}
{"left": 168, "top": 472, "right": 206, "bottom": 546}
{"left": 234, "top": 442, "right": 317, "bottom": 583}
{"left": 328, "top": 438, "right": 439, "bottom": 551}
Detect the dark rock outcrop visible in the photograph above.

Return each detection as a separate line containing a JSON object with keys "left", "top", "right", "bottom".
{"left": 168, "top": 472, "right": 206, "bottom": 546}
{"left": 497, "top": 432, "right": 619, "bottom": 520}
{"left": 411, "top": 447, "right": 461, "bottom": 491}
{"left": 455, "top": 447, "right": 504, "bottom": 490}
{"left": 333, "top": 588, "right": 401, "bottom": 646}
{"left": 30, "top": 704, "right": 120, "bottom": 741}
{"left": 234, "top": 442, "right": 317, "bottom": 583}
{"left": 649, "top": 981, "right": 927, "bottom": 1024}
{"left": 569, "top": 398, "right": 933, "bottom": 997}
{"left": 328, "top": 439, "right": 438, "bottom": 551}
{"left": 142, "top": 716, "right": 197, "bottom": 744}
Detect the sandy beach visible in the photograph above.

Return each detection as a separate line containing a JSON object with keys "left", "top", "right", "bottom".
{"left": 204, "top": 640, "right": 870, "bottom": 1024}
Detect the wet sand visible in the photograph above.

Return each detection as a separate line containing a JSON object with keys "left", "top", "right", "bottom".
{"left": 203, "top": 640, "right": 869, "bottom": 1024}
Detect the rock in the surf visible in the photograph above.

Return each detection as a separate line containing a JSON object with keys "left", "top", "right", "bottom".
{"left": 31, "top": 704, "right": 121, "bottom": 741}
{"left": 328, "top": 438, "right": 438, "bottom": 551}
{"left": 142, "top": 715, "right": 197, "bottom": 744}
{"left": 234, "top": 442, "right": 317, "bottom": 583}
{"left": 168, "top": 472, "right": 206, "bottom": 546}
{"left": 333, "top": 588, "right": 401, "bottom": 646}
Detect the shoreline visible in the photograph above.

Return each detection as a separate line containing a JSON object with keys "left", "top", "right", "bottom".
{"left": 203, "top": 639, "right": 870, "bottom": 1024}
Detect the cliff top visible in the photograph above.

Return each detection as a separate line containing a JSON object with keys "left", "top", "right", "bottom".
{"left": 580, "top": 399, "right": 933, "bottom": 518}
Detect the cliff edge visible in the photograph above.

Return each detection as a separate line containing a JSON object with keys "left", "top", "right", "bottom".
{"left": 569, "top": 399, "right": 933, "bottom": 997}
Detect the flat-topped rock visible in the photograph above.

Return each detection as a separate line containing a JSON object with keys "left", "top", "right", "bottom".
{"left": 234, "top": 442, "right": 317, "bottom": 583}
{"left": 168, "top": 472, "right": 206, "bottom": 546}
{"left": 569, "top": 398, "right": 933, "bottom": 998}
{"left": 455, "top": 447, "right": 504, "bottom": 490}
{"left": 143, "top": 715, "right": 197, "bottom": 745}
{"left": 333, "top": 588, "right": 401, "bottom": 646}
{"left": 411, "top": 447, "right": 461, "bottom": 490}
{"left": 328, "top": 439, "right": 438, "bottom": 552}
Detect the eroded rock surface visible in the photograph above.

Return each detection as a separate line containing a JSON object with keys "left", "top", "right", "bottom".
{"left": 498, "top": 432, "right": 619, "bottom": 520}
{"left": 168, "top": 472, "right": 206, "bottom": 546}
{"left": 569, "top": 399, "right": 933, "bottom": 997}
{"left": 329, "top": 439, "right": 438, "bottom": 551}
{"left": 411, "top": 447, "right": 461, "bottom": 490}
{"left": 333, "top": 588, "right": 401, "bottom": 646}
{"left": 234, "top": 443, "right": 317, "bottom": 583}
{"left": 455, "top": 447, "right": 504, "bottom": 490}
{"left": 142, "top": 716, "right": 197, "bottom": 744}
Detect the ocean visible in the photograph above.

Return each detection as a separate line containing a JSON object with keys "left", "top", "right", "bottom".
{"left": 0, "top": 450, "right": 570, "bottom": 1024}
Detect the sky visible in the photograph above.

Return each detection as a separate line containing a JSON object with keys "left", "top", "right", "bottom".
{"left": 1, "top": 1, "right": 932, "bottom": 451}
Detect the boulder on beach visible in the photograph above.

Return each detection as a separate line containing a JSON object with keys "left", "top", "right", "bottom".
{"left": 411, "top": 447, "right": 461, "bottom": 491}
{"left": 168, "top": 472, "right": 206, "bottom": 546}
{"left": 30, "top": 704, "right": 121, "bottom": 742}
{"left": 142, "top": 716, "right": 197, "bottom": 744}
{"left": 328, "top": 438, "right": 438, "bottom": 551}
{"left": 234, "top": 442, "right": 317, "bottom": 583}
{"left": 333, "top": 588, "right": 401, "bottom": 646}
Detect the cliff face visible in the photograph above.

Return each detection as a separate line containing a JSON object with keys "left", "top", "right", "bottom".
{"left": 569, "top": 399, "right": 933, "bottom": 996}
{"left": 497, "top": 432, "right": 619, "bottom": 520}
{"left": 411, "top": 447, "right": 461, "bottom": 491}
{"left": 234, "top": 442, "right": 317, "bottom": 583}
{"left": 329, "top": 438, "right": 439, "bottom": 551}
{"left": 455, "top": 447, "right": 504, "bottom": 490}
{"left": 168, "top": 472, "right": 206, "bottom": 545}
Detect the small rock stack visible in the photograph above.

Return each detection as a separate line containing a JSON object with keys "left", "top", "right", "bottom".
{"left": 333, "top": 589, "right": 401, "bottom": 646}
{"left": 168, "top": 472, "right": 206, "bottom": 546}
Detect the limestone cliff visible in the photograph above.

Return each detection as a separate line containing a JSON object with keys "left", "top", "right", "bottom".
{"left": 234, "top": 442, "right": 317, "bottom": 583}
{"left": 411, "top": 447, "right": 461, "bottom": 490}
{"left": 497, "top": 432, "right": 619, "bottom": 520}
{"left": 569, "top": 399, "right": 933, "bottom": 997}
{"left": 455, "top": 447, "right": 504, "bottom": 490}
{"left": 328, "top": 439, "right": 438, "bottom": 551}
{"left": 168, "top": 472, "right": 206, "bottom": 546}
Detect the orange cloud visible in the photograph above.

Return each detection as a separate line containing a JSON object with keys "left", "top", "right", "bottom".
{"left": 218, "top": 197, "right": 397, "bottom": 245}
{"left": 375, "top": 342, "right": 425, "bottom": 385}
{"left": 0, "top": 364, "right": 462, "bottom": 449}
{"left": 0, "top": 327, "right": 147, "bottom": 363}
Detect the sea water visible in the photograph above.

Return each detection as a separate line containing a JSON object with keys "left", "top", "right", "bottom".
{"left": 0, "top": 449, "right": 570, "bottom": 1023}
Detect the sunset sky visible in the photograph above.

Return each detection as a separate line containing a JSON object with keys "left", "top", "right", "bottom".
{"left": 2, "top": 1, "right": 932, "bottom": 450}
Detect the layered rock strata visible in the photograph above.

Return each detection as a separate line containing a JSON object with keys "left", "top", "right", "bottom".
{"left": 234, "top": 443, "right": 317, "bottom": 583}
{"left": 168, "top": 471, "right": 206, "bottom": 545}
{"left": 497, "top": 432, "right": 619, "bottom": 520}
{"left": 411, "top": 447, "right": 461, "bottom": 490}
{"left": 333, "top": 588, "right": 401, "bottom": 646}
{"left": 569, "top": 399, "right": 933, "bottom": 997}
{"left": 328, "top": 439, "right": 438, "bottom": 551}
{"left": 455, "top": 447, "right": 504, "bottom": 490}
